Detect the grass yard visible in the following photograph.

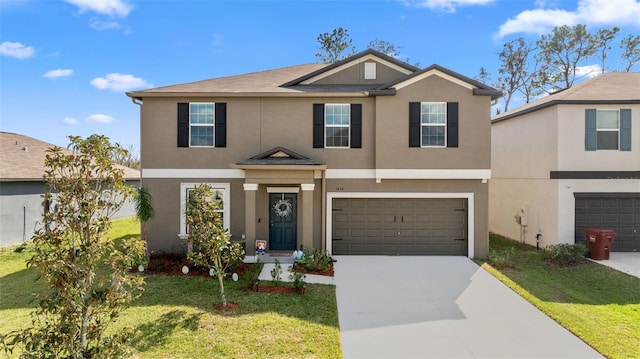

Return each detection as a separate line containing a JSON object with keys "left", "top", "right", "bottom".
{"left": 479, "top": 234, "right": 640, "bottom": 359}
{"left": 0, "top": 217, "right": 341, "bottom": 358}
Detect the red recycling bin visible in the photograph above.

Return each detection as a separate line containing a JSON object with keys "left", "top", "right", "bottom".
{"left": 583, "top": 228, "right": 615, "bottom": 260}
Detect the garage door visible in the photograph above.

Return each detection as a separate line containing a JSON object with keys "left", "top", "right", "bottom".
{"left": 575, "top": 193, "right": 640, "bottom": 252}
{"left": 332, "top": 198, "right": 467, "bottom": 255}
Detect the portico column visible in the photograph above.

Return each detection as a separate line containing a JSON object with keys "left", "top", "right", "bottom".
{"left": 243, "top": 183, "right": 258, "bottom": 256}
{"left": 301, "top": 183, "right": 315, "bottom": 251}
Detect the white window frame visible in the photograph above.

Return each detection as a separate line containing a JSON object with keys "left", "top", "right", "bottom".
{"left": 325, "top": 103, "right": 351, "bottom": 149}
{"left": 596, "top": 109, "right": 620, "bottom": 150}
{"left": 189, "top": 102, "right": 215, "bottom": 148}
{"left": 420, "top": 102, "right": 447, "bottom": 148}
{"left": 179, "top": 182, "right": 230, "bottom": 236}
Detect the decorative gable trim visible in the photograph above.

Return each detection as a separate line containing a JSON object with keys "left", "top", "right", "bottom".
{"left": 394, "top": 69, "right": 476, "bottom": 91}
{"left": 299, "top": 54, "right": 414, "bottom": 85}
{"left": 282, "top": 49, "right": 418, "bottom": 87}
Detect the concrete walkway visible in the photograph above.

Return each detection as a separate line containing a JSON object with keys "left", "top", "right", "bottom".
{"left": 334, "top": 256, "right": 603, "bottom": 359}
{"left": 590, "top": 252, "right": 640, "bottom": 279}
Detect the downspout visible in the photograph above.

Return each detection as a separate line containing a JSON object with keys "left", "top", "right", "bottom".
{"left": 131, "top": 96, "right": 143, "bottom": 183}
{"left": 321, "top": 169, "right": 327, "bottom": 252}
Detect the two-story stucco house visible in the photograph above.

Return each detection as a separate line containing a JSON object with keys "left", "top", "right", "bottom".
{"left": 490, "top": 73, "right": 640, "bottom": 252}
{"left": 127, "top": 49, "right": 501, "bottom": 259}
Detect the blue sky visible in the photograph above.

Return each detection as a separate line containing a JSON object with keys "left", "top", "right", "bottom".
{"left": 1, "top": 0, "right": 639, "bottom": 156}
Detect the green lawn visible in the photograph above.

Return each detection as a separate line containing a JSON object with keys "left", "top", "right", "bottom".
{"left": 479, "top": 234, "right": 640, "bottom": 359}
{"left": 0, "top": 217, "right": 341, "bottom": 358}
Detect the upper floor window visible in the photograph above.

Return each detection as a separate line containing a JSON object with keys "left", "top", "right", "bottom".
{"left": 177, "top": 102, "right": 227, "bottom": 148}
{"left": 409, "top": 102, "right": 458, "bottom": 148}
{"left": 313, "top": 103, "right": 362, "bottom": 149}
{"left": 585, "top": 109, "right": 631, "bottom": 151}
{"left": 190, "top": 103, "right": 215, "bottom": 147}
{"left": 325, "top": 104, "right": 351, "bottom": 148}
{"left": 421, "top": 102, "right": 447, "bottom": 147}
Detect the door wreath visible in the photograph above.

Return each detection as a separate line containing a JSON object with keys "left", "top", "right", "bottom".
{"left": 272, "top": 199, "right": 293, "bottom": 217}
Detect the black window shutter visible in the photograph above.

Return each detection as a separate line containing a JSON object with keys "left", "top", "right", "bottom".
{"left": 409, "top": 102, "right": 421, "bottom": 147}
{"left": 585, "top": 109, "right": 597, "bottom": 151}
{"left": 620, "top": 109, "right": 632, "bottom": 151}
{"left": 177, "top": 102, "right": 189, "bottom": 147}
{"left": 350, "top": 104, "right": 362, "bottom": 148}
{"left": 447, "top": 102, "right": 459, "bottom": 148}
{"left": 215, "top": 103, "right": 227, "bottom": 148}
{"left": 313, "top": 104, "right": 325, "bottom": 148}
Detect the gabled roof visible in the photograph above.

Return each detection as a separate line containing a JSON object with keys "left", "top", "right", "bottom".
{"left": 382, "top": 64, "right": 503, "bottom": 100}
{"left": 281, "top": 49, "right": 420, "bottom": 87}
{"left": 493, "top": 72, "right": 640, "bottom": 123}
{"left": 126, "top": 49, "right": 501, "bottom": 100}
{"left": 0, "top": 132, "right": 140, "bottom": 182}
{"left": 234, "top": 147, "right": 324, "bottom": 167}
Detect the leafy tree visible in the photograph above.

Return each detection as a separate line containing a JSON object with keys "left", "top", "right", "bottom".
{"left": 367, "top": 38, "right": 401, "bottom": 58}
{"left": 134, "top": 186, "right": 155, "bottom": 262}
{"left": 476, "top": 67, "right": 492, "bottom": 84}
{"left": 595, "top": 27, "right": 620, "bottom": 74}
{"left": 185, "top": 184, "right": 244, "bottom": 309}
{"left": 315, "top": 27, "right": 356, "bottom": 64}
{"left": 620, "top": 34, "right": 640, "bottom": 72}
{"left": 536, "top": 24, "right": 599, "bottom": 90}
{"left": 495, "top": 38, "right": 541, "bottom": 111}
{"left": 1, "top": 135, "right": 145, "bottom": 358}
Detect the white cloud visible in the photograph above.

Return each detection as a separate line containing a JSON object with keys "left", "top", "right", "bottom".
{"left": 402, "top": 0, "right": 494, "bottom": 12}
{"left": 89, "top": 18, "right": 122, "bottom": 30}
{"left": 86, "top": 114, "right": 115, "bottom": 124}
{"left": 42, "top": 69, "right": 74, "bottom": 79}
{"left": 64, "top": 0, "right": 132, "bottom": 17}
{"left": 0, "top": 41, "right": 35, "bottom": 59}
{"left": 575, "top": 64, "right": 602, "bottom": 78}
{"left": 90, "top": 73, "right": 151, "bottom": 91}
{"left": 497, "top": 0, "right": 640, "bottom": 37}
{"left": 63, "top": 116, "right": 79, "bottom": 125}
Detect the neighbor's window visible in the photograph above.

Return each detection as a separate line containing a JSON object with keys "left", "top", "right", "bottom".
{"left": 421, "top": 102, "right": 446, "bottom": 147}
{"left": 180, "top": 183, "right": 230, "bottom": 235}
{"left": 325, "top": 104, "right": 350, "bottom": 148}
{"left": 190, "top": 103, "right": 215, "bottom": 147}
{"left": 596, "top": 110, "right": 619, "bottom": 150}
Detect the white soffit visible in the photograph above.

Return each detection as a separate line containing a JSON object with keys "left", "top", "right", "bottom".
{"left": 394, "top": 69, "right": 476, "bottom": 91}
{"left": 300, "top": 54, "right": 414, "bottom": 85}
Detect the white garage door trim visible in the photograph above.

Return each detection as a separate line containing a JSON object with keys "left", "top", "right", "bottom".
{"left": 327, "top": 192, "right": 475, "bottom": 257}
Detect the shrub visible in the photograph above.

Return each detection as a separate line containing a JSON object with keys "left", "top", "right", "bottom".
{"left": 270, "top": 259, "right": 282, "bottom": 286}
{"left": 241, "top": 261, "right": 264, "bottom": 288}
{"left": 288, "top": 266, "right": 306, "bottom": 290}
{"left": 299, "top": 249, "right": 332, "bottom": 272}
{"left": 489, "top": 247, "right": 518, "bottom": 268}
{"left": 542, "top": 243, "right": 587, "bottom": 266}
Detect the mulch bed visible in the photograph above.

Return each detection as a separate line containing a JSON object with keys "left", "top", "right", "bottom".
{"left": 143, "top": 253, "right": 252, "bottom": 277}
{"left": 291, "top": 262, "right": 334, "bottom": 277}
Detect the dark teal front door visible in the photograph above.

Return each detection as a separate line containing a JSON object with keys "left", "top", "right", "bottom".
{"left": 269, "top": 193, "right": 297, "bottom": 250}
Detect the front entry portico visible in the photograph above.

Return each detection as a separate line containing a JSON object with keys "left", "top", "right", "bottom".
{"left": 232, "top": 147, "right": 326, "bottom": 256}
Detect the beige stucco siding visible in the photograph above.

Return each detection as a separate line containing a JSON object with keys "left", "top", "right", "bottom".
{"left": 491, "top": 106, "right": 559, "bottom": 179}
{"left": 312, "top": 59, "right": 410, "bottom": 85}
{"left": 141, "top": 97, "right": 376, "bottom": 170}
{"left": 557, "top": 104, "right": 640, "bottom": 171}
{"left": 375, "top": 74, "right": 492, "bottom": 170}
{"left": 489, "top": 178, "right": 559, "bottom": 247}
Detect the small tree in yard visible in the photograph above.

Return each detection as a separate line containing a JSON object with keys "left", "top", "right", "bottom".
{"left": 186, "top": 184, "right": 244, "bottom": 309}
{"left": 1, "top": 135, "right": 145, "bottom": 358}
{"left": 134, "top": 186, "right": 155, "bottom": 262}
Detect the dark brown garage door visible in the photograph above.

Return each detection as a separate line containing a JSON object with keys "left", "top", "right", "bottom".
{"left": 332, "top": 198, "right": 467, "bottom": 255}
{"left": 575, "top": 193, "right": 640, "bottom": 252}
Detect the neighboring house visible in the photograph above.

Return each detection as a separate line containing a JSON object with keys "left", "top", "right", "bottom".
{"left": 490, "top": 73, "right": 640, "bottom": 252}
{"left": 0, "top": 132, "right": 141, "bottom": 246}
{"left": 127, "top": 49, "right": 501, "bottom": 259}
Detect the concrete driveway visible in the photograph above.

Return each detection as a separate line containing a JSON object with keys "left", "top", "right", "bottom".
{"left": 334, "top": 256, "right": 603, "bottom": 359}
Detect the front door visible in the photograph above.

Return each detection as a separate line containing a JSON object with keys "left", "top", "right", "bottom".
{"left": 269, "top": 193, "right": 297, "bottom": 251}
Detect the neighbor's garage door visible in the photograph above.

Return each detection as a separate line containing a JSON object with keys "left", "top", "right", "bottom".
{"left": 332, "top": 198, "right": 467, "bottom": 255}
{"left": 575, "top": 193, "right": 640, "bottom": 252}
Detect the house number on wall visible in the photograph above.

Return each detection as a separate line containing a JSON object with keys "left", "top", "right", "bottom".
{"left": 335, "top": 187, "right": 344, "bottom": 191}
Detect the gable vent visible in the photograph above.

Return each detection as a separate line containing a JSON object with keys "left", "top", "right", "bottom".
{"left": 364, "top": 62, "right": 376, "bottom": 80}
